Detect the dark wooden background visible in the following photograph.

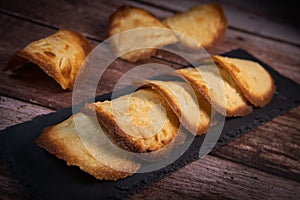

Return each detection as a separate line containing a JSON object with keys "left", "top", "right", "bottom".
{"left": 0, "top": 0, "right": 299, "bottom": 199}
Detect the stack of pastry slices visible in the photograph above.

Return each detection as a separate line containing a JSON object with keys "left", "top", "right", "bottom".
{"left": 2, "top": 3, "right": 275, "bottom": 181}
{"left": 36, "top": 55, "right": 275, "bottom": 180}
{"left": 108, "top": 4, "right": 228, "bottom": 62}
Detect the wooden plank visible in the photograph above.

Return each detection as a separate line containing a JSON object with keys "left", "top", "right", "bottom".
{"left": 135, "top": 0, "right": 300, "bottom": 46}
{"left": 0, "top": 0, "right": 171, "bottom": 40}
{"left": 2, "top": 0, "right": 299, "bottom": 46}
{"left": 1, "top": 0, "right": 299, "bottom": 85}
{"left": 0, "top": 0, "right": 300, "bottom": 187}
{"left": 0, "top": 96, "right": 54, "bottom": 131}
{"left": 0, "top": 14, "right": 182, "bottom": 109}
{"left": 156, "top": 28, "right": 300, "bottom": 85}
{"left": 0, "top": 146, "right": 299, "bottom": 199}
{"left": 0, "top": 0, "right": 116, "bottom": 40}
{"left": 131, "top": 155, "right": 300, "bottom": 200}
{"left": 0, "top": 10, "right": 300, "bottom": 183}
{"left": 212, "top": 106, "right": 300, "bottom": 182}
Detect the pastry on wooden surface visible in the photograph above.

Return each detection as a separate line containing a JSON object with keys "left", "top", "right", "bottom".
{"left": 176, "top": 65, "right": 252, "bottom": 116}
{"left": 212, "top": 56, "right": 276, "bottom": 107}
{"left": 109, "top": 5, "right": 177, "bottom": 62}
{"left": 138, "top": 80, "right": 211, "bottom": 135}
{"left": 92, "top": 88, "right": 180, "bottom": 153}
{"left": 163, "top": 3, "right": 227, "bottom": 49}
{"left": 36, "top": 113, "right": 140, "bottom": 180}
{"left": 3, "top": 29, "right": 93, "bottom": 90}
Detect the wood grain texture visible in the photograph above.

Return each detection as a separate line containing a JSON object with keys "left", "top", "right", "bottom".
{"left": 213, "top": 106, "right": 300, "bottom": 182}
{"left": 0, "top": 0, "right": 171, "bottom": 40}
{"left": 0, "top": 96, "right": 53, "bottom": 130}
{"left": 157, "top": 28, "right": 300, "bottom": 85}
{"left": 1, "top": 154, "right": 298, "bottom": 199}
{"left": 136, "top": 0, "right": 300, "bottom": 45}
{"left": 2, "top": 0, "right": 299, "bottom": 45}
{"left": 1, "top": 0, "right": 299, "bottom": 85}
{"left": 0, "top": 0, "right": 299, "bottom": 181}
{"left": 1, "top": 4, "right": 299, "bottom": 102}
{"left": 0, "top": 14, "right": 182, "bottom": 109}
{"left": 0, "top": 0, "right": 300, "bottom": 199}
{"left": 130, "top": 155, "right": 300, "bottom": 200}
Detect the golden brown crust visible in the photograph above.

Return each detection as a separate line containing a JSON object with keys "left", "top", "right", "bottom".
{"left": 69, "top": 30, "right": 94, "bottom": 55}
{"left": 176, "top": 66, "right": 252, "bottom": 117}
{"left": 205, "top": 4, "right": 228, "bottom": 50}
{"left": 138, "top": 80, "right": 211, "bottom": 135}
{"left": 212, "top": 55, "right": 276, "bottom": 107}
{"left": 35, "top": 114, "right": 140, "bottom": 180}
{"left": 163, "top": 3, "right": 227, "bottom": 50}
{"left": 109, "top": 5, "right": 166, "bottom": 36}
{"left": 92, "top": 89, "right": 180, "bottom": 153}
{"left": 108, "top": 5, "right": 177, "bottom": 62}
{"left": 93, "top": 104, "right": 143, "bottom": 153}
{"left": 3, "top": 29, "right": 93, "bottom": 90}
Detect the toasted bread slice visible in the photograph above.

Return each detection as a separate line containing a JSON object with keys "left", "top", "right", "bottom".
{"left": 36, "top": 113, "right": 140, "bottom": 180}
{"left": 163, "top": 3, "right": 227, "bottom": 49}
{"left": 212, "top": 56, "right": 276, "bottom": 107}
{"left": 3, "top": 29, "right": 93, "bottom": 90}
{"left": 176, "top": 66, "right": 252, "bottom": 116}
{"left": 138, "top": 80, "right": 211, "bottom": 135}
{"left": 92, "top": 88, "right": 180, "bottom": 153}
{"left": 109, "top": 5, "right": 177, "bottom": 62}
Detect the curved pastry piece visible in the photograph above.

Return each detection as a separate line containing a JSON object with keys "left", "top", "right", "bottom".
{"left": 92, "top": 88, "right": 180, "bottom": 153}
{"left": 212, "top": 55, "right": 276, "bottom": 107}
{"left": 163, "top": 3, "right": 227, "bottom": 49}
{"left": 109, "top": 5, "right": 177, "bottom": 62}
{"left": 36, "top": 113, "right": 140, "bottom": 180}
{"left": 138, "top": 80, "right": 211, "bottom": 135}
{"left": 3, "top": 29, "right": 93, "bottom": 90}
{"left": 176, "top": 66, "right": 252, "bottom": 116}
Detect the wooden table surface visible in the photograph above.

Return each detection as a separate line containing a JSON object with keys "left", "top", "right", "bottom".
{"left": 0, "top": 0, "right": 299, "bottom": 199}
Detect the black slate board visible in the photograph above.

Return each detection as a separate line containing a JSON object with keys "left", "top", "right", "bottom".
{"left": 0, "top": 49, "right": 299, "bottom": 200}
